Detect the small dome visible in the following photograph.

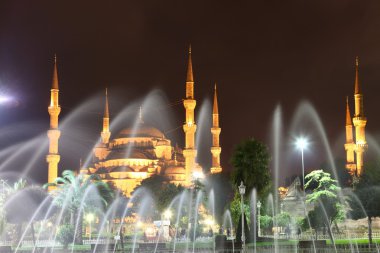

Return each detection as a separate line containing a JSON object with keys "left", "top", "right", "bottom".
{"left": 116, "top": 123, "right": 165, "bottom": 139}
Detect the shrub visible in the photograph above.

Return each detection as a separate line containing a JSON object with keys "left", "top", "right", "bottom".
{"left": 56, "top": 224, "right": 75, "bottom": 249}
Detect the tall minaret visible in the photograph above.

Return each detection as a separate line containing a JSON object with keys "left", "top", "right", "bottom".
{"left": 46, "top": 55, "right": 61, "bottom": 191}
{"left": 210, "top": 84, "right": 222, "bottom": 174}
{"left": 344, "top": 96, "right": 356, "bottom": 175}
{"left": 101, "top": 88, "right": 111, "bottom": 144}
{"left": 352, "top": 57, "right": 367, "bottom": 176}
{"left": 183, "top": 45, "right": 198, "bottom": 186}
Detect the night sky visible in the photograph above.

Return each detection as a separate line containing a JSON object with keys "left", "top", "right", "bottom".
{"left": 1, "top": 1, "right": 380, "bottom": 185}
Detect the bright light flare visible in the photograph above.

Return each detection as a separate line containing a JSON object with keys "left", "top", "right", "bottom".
{"left": 0, "top": 95, "right": 12, "bottom": 104}
{"left": 295, "top": 137, "right": 309, "bottom": 151}
{"left": 85, "top": 213, "right": 95, "bottom": 222}
{"left": 193, "top": 171, "right": 204, "bottom": 180}
{"left": 205, "top": 218, "right": 214, "bottom": 226}
{"left": 163, "top": 209, "right": 172, "bottom": 219}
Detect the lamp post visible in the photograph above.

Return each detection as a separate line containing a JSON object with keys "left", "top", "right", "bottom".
{"left": 162, "top": 209, "right": 172, "bottom": 241}
{"left": 257, "top": 200, "right": 261, "bottom": 237}
{"left": 238, "top": 181, "right": 246, "bottom": 252}
{"left": 295, "top": 137, "right": 308, "bottom": 191}
{"left": 86, "top": 213, "right": 95, "bottom": 241}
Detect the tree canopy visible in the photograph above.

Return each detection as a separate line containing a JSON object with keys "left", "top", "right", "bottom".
{"left": 230, "top": 138, "right": 271, "bottom": 197}
{"left": 132, "top": 174, "right": 184, "bottom": 213}
{"left": 304, "top": 170, "right": 344, "bottom": 242}
{"left": 349, "top": 161, "right": 380, "bottom": 244}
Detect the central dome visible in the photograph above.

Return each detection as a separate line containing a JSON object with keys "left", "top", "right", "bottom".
{"left": 116, "top": 123, "right": 165, "bottom": 139}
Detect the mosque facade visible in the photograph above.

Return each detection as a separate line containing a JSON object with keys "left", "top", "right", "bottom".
{"left": 46, "top": 48, "right": 223, "bottom": 196}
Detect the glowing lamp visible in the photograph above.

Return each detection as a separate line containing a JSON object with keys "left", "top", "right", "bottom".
{"left": 295, "top": 137, "right": 308, "bottom": 151}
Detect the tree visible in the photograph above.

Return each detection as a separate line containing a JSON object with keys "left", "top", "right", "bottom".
{"left": 349, "top": 162, "right": 380, "bottom": 245}
{"left": 230, "top": 139, "right": 271, "bottom": 241}
{"left": 132, "top": 175, "right": 184, "bottom": 215}
{"left": 304, "top": 170, "right": 344, "bottom": 243}
{"left": 259, "top": 215, "right": 273, "bottom": 235}
{"left": 44, "top": 170, "right": 114, "bottom": 244}
{"left": 231, "top": 138, "right": 271, "bottom": 197}
{"left": 56, "top": 224, "right": 75, "bottom": 249}
{"left": 275, "top": 212, "right": 291, "bottom": 229}
{"left": 230, "top": 192, "right": 250, "bottom": 227}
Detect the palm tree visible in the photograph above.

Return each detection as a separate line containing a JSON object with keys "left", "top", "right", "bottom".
{"left": 45, "top": 170, "right": 114, "bottom": 244}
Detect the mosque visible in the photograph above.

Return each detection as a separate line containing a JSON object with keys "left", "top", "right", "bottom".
{"left": 345, "top": 57, "right": 368, "bottom": 178}
{"left": 46, "top": 47, "right": 223, "bottom": 195}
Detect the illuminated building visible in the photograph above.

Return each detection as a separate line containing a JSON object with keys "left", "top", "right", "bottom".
{"left": 47, "top": 47, "right": 223, "bottom": 196}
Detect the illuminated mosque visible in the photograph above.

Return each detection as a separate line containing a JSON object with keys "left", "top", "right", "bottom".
{"left": 344, "top": 57, "right": 368, "bottom": 177}
{"left": 46, "top": 47, "right": 223, "bottom": 195}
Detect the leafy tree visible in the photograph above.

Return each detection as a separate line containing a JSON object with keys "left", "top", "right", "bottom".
{"left": 275, "top": 212, "right": 291, "bottom": 228}
{"left": 259, "top": 215, "right": 273, "bottom": 235}
{"left": 229, "top": 192, "right": 250, "bottom": 227}
{"left": 349, "top": 162, "right": 380, "bottom": 245}
{"left": 301, "top": 206, "right": 325, "bottom": 240}
{"left": 56, "top": 224, "right": 75, "bottom": 249}
{"left": 132, "top": 175, "right": 184, "bottom": 215}
{"left": 44, "top": 170, "right": 114, "bottom": 244}
{"left": 230, "top": 139, "right": 271, "bottom": 240}
{"left": 231, "top": 138, "right": 271, "bottom": 197}
{"left": 304, "top": 170, "right": 344, "bottom": 243}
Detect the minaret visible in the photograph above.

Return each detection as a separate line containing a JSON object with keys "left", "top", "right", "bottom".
{"left": 101, "top": 88, "right": 111, "bottom": 144}
{"left": 210, "top": 83, "right": 222, "bottom": 174}
{"left": 352, "top": 57, "right": 367, "bottom": 176}
{"left": 46, "top": 55, "right": 61, "bottom": 191}
{"left": 183, "top": 45, "right": 198, "bottom": 186}
{"left": 344, "top": 96, "right": 356, "bottom": 175}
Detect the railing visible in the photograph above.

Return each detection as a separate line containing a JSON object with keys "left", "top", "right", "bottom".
{"left": 263, "top": 232, "right": 380, "bottom": 240}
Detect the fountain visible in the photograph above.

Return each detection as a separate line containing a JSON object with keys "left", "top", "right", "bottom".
{"left": 0, "top": 85, "right": 379, "bottom": 253}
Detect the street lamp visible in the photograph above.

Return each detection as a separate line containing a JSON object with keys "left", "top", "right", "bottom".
{"left": 163, "top": 209, "right": 172, "bottom": 220}
{"left": 295, "top": 137, "right": 309, "bottom": 191}
{"left": 238, "top": 181, "right": 246, "bottom": 252}
{"left": 85, "top": 213, "right": 95, "bottom": 240}
{"left": 257, "top": 201, "right": 261, "bottom": 237}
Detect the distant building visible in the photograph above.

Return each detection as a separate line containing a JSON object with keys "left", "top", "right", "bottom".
{"left": 280, "top": 177, "right": 312, "bottom": 217}
{"left": 345, "top": 57, "right": 368, "bottom": 177}
{"left": 46, "top": 47, "right": 223, "bottom": 195}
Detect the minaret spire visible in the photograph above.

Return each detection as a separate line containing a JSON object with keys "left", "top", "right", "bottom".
{"left": 211, "top": 83, "right": 222, "bottom": 174}
{"left": 52, "top": 54, "right": 59, "bottom": 90}
{"left": 352, "top": 56, "right": 367, "bottom": 177}
{"left": 186, "top": 44, "right": 194, "bottom": 99}
{"left": 104, "top": 88, "right": 109, "bottom": 118}
{"left": 183, "top": 45, "right": 198, "bottom": 185}
{"left": 101, "top": 88, "right": 111, "bottom": 144}
{"left": 187, "top": 44, "right": 194, "bottom": 83}
{"left": 213, "top": 83, "right": 219, "bottom": 116}
{"left": 355, "top": 56, "right": 360, "bottom": 95}
{"left": 46, "top": 55, "right": 62, "bottom": 191}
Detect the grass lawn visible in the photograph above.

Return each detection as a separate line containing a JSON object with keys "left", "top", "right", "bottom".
{"left": 328, "top": 238, "right": 380, "bottom": 245}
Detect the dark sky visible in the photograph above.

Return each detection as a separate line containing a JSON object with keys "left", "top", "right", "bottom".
{"left": 1, "top": 0, "right": 380, "bottom": 185}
